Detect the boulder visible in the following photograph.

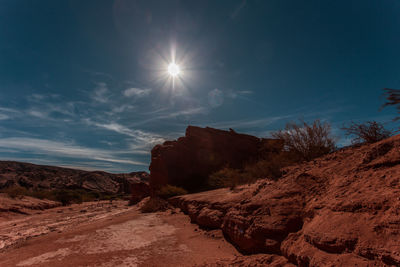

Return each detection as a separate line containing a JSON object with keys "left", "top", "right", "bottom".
{"left": 150, "top": 126, "right": 282, "bottom": 192}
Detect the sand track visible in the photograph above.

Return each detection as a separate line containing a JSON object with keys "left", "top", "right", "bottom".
{"left": 0, "top": 201, "right": 239, "bottom": 267}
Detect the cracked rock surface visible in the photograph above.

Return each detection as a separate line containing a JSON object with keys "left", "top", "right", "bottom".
{"left": 171, "top": 135, "right": 400, "bottom": 266}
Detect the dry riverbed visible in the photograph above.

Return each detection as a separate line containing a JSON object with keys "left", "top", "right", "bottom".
{"left": 0, "top": 199, "right": 241, "bottom": 267}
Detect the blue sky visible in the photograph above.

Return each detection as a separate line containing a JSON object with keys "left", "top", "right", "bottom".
{"left": 0, "top": 0, "right": 399, "bottom": 172}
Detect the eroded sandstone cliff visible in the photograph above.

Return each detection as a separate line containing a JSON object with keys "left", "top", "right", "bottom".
{"left": 150, "top": 126, "right": 282, "bottom": 192}
{"left": 170, "top": 134, "right": 400, "bottom": 266}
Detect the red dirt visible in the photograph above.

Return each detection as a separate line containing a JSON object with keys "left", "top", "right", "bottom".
{"left": 0, "top": 200, "right": 249, "bottom": 267}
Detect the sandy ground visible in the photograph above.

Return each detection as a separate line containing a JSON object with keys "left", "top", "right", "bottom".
{"left": 0, "top": 200, "right": 239, "bottom": 267}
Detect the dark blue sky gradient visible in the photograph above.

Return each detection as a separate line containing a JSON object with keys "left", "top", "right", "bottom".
{"left": 0, "top": 0, "right": 399, "bottom": 172}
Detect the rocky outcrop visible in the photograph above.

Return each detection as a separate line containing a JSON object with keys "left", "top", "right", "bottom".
{"left": 0, "top": 161, "right": 149, "bottom": 195}
{"left": 150, "top": 126, "right": 282, "bottom": 192}
{"left": 171, "top": 134, "right": 400, "bottom": 266}
{"left": 129, "top": 182, "right": 150, "bottom": 205}
{"left": 201, "top": 254, "right": 295, "bottom": 266}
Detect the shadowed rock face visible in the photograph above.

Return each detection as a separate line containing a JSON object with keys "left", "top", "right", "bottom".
{"left": 149, "top": 126, "right": 282, "bottom": 192}
{"left": 0, "top": 161, "right": 149, "bottom": 195}
{"left": 171, "top": 134, "right": 400, "bottom": 266}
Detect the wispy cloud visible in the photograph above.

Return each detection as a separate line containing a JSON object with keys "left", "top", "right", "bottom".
{"left": 111, "top": 104, "right": 135, "bottom": 114}
{"left": 123, "top": 87, "right": 152, "bottom": 98}
{"left": 0, "top": 106, "right": 20, "bottom": 121}
{"left": 85, "top": 120, "right": 165, "bottom": 149}
{"left": 226, "top": 89, "right": 253, "bottom": 99}
{"left": 0, "top": 114, "right": 9, "bottom": 120}
{"left": 0, "top": 107, "right": 20, "bottom": 113}
{"left": 92, "top": 82, "right": 109, "bottom": 103}
{"left": 28, "top": 110, "right": 49, "bottom": 119}
{"left": 208, "top": 88, "right": 224, "bottom": 108}
{"left": 205, "top": 115, "right": 293, "bottom": 130}
{"left": 0, "top": 137, "right": 147, "bottom": 166}
{"left": 129, "top": 106, "right": 209, "bottom": 127}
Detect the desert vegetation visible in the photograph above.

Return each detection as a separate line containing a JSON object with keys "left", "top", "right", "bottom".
{"left": 271, "top": 119, "right": 336, "bottom": 162}
{"left": 341, "top": 121, "right": 392, "bottom": 145}
{"left": 382, "top": 88, "right": 400, "bottom": 120}
{"left": 156, "top": 184, "right": 188, "bottom": 199}
{"left": 208, "top": 119, "right": 336, "bottom": 189}
{"left": 208, "top": 153, "right": 291, "bottom": 189}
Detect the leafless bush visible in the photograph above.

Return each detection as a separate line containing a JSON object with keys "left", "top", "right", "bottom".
{"left": 208, "top": 167, "right": 243, "bottom": 190}
{"left": 207, "top": 151, "right": 301, "bottom": 190}
{"left": 341, "top": 121, "right": 391, "bottom": 144}
{"left": 382, "top": 88, "right": 400, "bottom": 121}
{"left": 271, "top": 119, "right": 336, "bottom": 162}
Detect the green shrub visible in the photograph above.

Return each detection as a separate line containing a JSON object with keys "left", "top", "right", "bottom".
{"left": 157, "top": 184, "right": 188, "bottom": 199}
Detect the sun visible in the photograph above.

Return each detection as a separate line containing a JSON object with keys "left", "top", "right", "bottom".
{"left": 168, "top": 62, "right": 180, "bottom": 77}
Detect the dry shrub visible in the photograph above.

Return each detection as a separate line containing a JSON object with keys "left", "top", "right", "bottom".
{"left": 382, "top": 88, "right": 400, "bottom": 121}
{"left": 272, "top": 119, "right": 336, "bottom": 162}
{"left": 157, "top": 184, "right": 187, "bottom": 199}
{"left": 1, "top": 186, "right": 29, "bottom": 199}
{"left": 207, "top": 151, "right": 295, "bottom": 190}
{"left": 341, "top": 121, "right": 392, "bottom": 145}
{"left": 208, "top": 167, "right": 243, "bottom": 189}
{"left": 140, "top": 197, "right": 169, "bottom": 213}
{"left": 244, "top": 151, "right": 294, "bottom": 180}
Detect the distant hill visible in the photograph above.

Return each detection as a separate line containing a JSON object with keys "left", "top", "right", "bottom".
{"left": 0, "top": 161, "right": 149, "bottom": 194}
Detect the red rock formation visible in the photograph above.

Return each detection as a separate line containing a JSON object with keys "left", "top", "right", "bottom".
{"left": 170, "top": 134, "right": 400, "bottom": 266}
{"left": 150, "top": 126, "right": 282, "bottom": 192}
{"left": 129, "top": 182, "right": 150, "bottom": 205}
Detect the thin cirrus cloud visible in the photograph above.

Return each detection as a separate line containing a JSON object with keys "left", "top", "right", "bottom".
{"left": 0, "top": 137, "right": 147, "bottom": 166}
{"left": 0, "top": 106, "right": 20, "bottom": 120}
{"left": 92, "top": 82, "right": 109, "bottom": 103}
{"left": 28, "top": 110, "right": 49, "bottom": 120}
{"left": 128, "top": 106, "right": 209, "bottom": 127}
{"left": 85, "top": 120, "right": 165, "bottom": 149}
{"left": 204, "top": 115, "right": 294, "bottom": 130}
{"left": 123, "top": 87, "right": 152, "bottom": 98}
{"left": 0, "top": 114, "right": 10, "bottom": 120}
{"left": 208, "top": 88, "right": 224, "bottom": 108}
